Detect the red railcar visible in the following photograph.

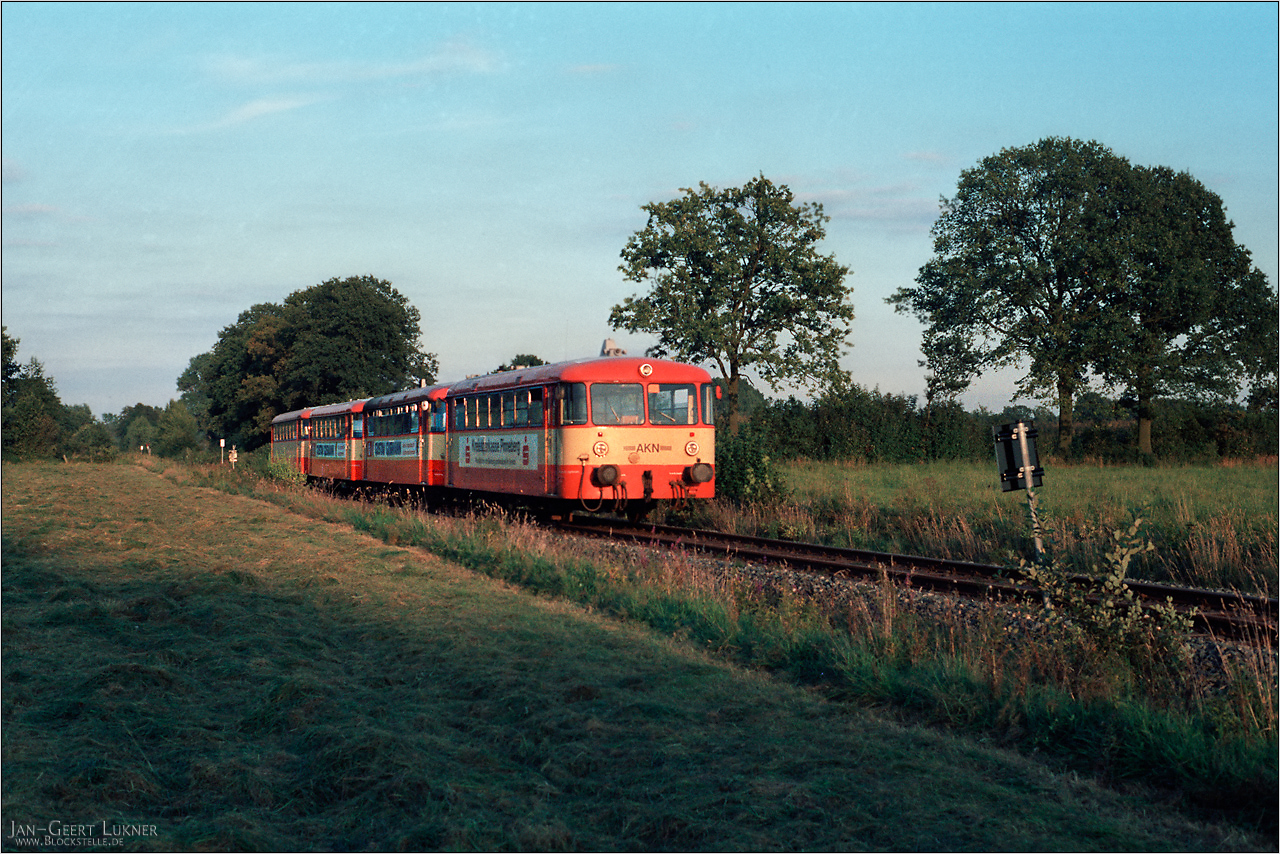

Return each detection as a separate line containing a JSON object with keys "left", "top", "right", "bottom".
{"left": 302, "top": 399, "right": 368, "bottom": 483}
{"left": 444, "top": 357, "right": 715, "bottom": 510}
{"left": 363, "top": 383, "right": 451, "bottom": 486}
{"left": 270, "top": 407, "right": 311, "bottom": 475}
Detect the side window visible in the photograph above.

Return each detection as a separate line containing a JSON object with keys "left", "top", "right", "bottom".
{"left": 528, "top": 388, "right": 544, "bottom": 427}
{"left": 557, "top": 383, "right": 588, "bottom": 425}
{"left": 502, "top": 392, "right": 516, "bottom": 427}
{"left": 431, "top": 401, "right": 447, "bottom": 433}
{"left": 353, "top": 416, "right": 363, "bottom": 439}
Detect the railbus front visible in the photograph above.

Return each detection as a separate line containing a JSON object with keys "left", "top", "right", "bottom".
{"left": 445, "top": 356, "right": 715, "bottom": 513}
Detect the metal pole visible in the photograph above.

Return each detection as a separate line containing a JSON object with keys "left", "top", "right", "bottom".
{"left": 1016, "top": 423, "right": 1044, "bottom": 562}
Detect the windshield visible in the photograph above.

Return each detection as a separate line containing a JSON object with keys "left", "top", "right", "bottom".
{"left": 591, "top": 383, "right": 645, "bottom": 425}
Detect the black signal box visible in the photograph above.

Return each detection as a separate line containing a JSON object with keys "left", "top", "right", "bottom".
{"left": 994, "top": 421, "right": 1044, "bottom": 492}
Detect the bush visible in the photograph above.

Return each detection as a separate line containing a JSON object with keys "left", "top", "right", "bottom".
{"left": 715, "top": 424, "right": 788, "bottom": 504}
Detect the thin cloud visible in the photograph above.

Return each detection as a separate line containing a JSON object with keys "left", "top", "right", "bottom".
{"left": 797, "top": 180, "right": 939, "bottom": 232}
{"left": 171, "top": 95, "right": 328, "bottom": 134}
{"left": 208, "top": 96, "right": 326, "bottom": 129}
{"left": 902, "top": 150, "right": 953, "bottom": 166}
{"left": 206, "top": 39, "right": 501, "bottom": 87}
{"left": 3, "top": 203, "right": 60, "bottom": 217}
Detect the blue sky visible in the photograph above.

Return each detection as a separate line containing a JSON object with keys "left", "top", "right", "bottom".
{"left": 3, "top": 2, "right": 1276, "bottom": 418}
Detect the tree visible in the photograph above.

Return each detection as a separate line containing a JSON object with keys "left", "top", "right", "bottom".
{"left": 278, "top": 275, "right": 438, "bottom": 410}
{"left": 110, "top": 403, "right": 164, "bottom": 451}
{"left": 2, "top": 328, "right": 66, "bottom": 459}
{"left": 891, "top": 137, "right": 1276, "bottom": 457}
{"left": 181, "top": 276, "right": 437, "bottom": 450}
{"left": 1091, "top": 165, "right": 1277, "bottom": 453}
{"left": 888, "top": 138, "right": 1133, "bottom": 454}
{"left": 495, "top": 354, "right": 547, "bottom": 372}
{"left": 610, "top": 175, "right": 853, "bottom": 433}
{"left": 154, "top": 399, "right": 203, "bottom": 457}
{"left": 179, "top": 307, "right": 283, "bottom": 449}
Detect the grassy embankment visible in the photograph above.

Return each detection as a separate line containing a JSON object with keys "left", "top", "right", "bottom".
{"left": 2, "top": 459, "right": 1275, "bottom": 851}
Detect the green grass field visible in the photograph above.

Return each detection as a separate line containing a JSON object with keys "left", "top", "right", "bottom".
{"left": 2, "top": 460, "right": 1274, "bottom": 851}
{"left": 718, "top": 460, "right": 1279, "bottom": 596}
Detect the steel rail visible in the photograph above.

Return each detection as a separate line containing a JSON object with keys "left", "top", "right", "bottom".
{"left": 557, "top": 519, "right": 1277, "bottom": 642}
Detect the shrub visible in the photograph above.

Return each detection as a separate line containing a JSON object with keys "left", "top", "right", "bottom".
{"left": 1019, "top": 511, "right": 1194, "bottom": 692}
{"left": 715, "top": 424, "right": 788, "bottom": 504}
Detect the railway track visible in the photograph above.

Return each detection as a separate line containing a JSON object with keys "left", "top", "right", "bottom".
{"left": 557, "top": 518, "right": 1278, "bottom": 643}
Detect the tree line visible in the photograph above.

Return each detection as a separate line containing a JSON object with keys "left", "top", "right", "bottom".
{"left": 735, "top": 382, "right": 1277, "bottom": 467}
{"left": 5, "top": 136, "right": 1275, "bottom": 467}
{"left": 178, "top": 275, "right": 438, "bottom": 451}
{"left": 2, "top": 328, "right": 201, "bottom": 460}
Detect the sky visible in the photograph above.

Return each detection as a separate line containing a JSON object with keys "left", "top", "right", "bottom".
{"left": 3, "top": 2, "right": 1277, "bottom": 419}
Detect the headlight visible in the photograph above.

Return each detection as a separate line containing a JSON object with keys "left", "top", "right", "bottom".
{"left": 684, "top": 463, "right": 713, "bottom": 484}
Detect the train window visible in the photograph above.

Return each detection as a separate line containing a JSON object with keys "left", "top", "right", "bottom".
{"left": 452, "top": 400, "right": 467, "bottom": 431}
{"left": 501, "top": 393, "right": 516, "bottom": 427}
{"left": 431, "top": 402, "right": 447, "bottom": 433}
{"left": 513, "top": 389, "right": 542, "bottom": 427}
{"left": 353, "top": 416, "right": 363, "bottom": 439}
{"left": 648, "top": 383, "right": 696, "bottom": 425}
{"left": 591, "top": 383, "right": 644, "bottom": 426}
{"left": 529, "top": 388, "right": 544, "bottom": 427}
{"left": 557, "top": 383, "right": 588, "bottom": 425}
{"left": 701, "top": 384, "right": 716, "bottom": 425}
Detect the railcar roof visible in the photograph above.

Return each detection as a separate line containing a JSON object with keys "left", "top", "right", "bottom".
{"left": 271, "top": 407, "right": 312, "bottom": 424}
{"left": 365, "top": 383, "right": 451, "bottom": 410}
{"left": 446, "top": 356, "right": 712, "bottom": 395}
{"left": 307, "top": 398, "right": 369, "bottom": 417}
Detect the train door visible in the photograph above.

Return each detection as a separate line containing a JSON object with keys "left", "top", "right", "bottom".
{"left": 351, "top": 414, "right": 364, "bottom": 481}
{"left": 300, "top": 420, "right": 310, "bottom": 476}
{"left": 542, "top": 385, "right": 557, "bottom": 495}
{"left": 446, "top": 398, "right": 459, "bottom": 487}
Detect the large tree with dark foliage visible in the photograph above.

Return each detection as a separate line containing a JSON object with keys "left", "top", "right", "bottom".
{"left": 181, "top": 275, "right": 437, "bottom": 450}
{"left": 610, "top": 175, "right": 853, "bottom": 433}
{"left": 1090, "top": 165, "right": 1277, "bottom": 454}
{"left": 889, "top": 137, "right": 1276, "bottom": 455}
{"left": 888, "top": 138, "right": 1132, "bottom": 453}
